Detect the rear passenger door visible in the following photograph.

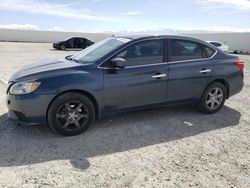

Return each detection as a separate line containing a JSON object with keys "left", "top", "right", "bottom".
{"left": 167, "top": 39, "right": 215, "bottom": 103}
{"left": 78, "top": 38, "right": 85, "bottom": 48}
{"left": 67, "top": 38, "right": 75, "bottom": 48}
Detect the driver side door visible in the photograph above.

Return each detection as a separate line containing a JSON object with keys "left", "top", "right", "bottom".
{"left": 102, "top": 39, "right": 168, "bottom": 113}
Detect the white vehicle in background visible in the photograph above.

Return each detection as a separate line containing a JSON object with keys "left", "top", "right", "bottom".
{"left": 207, "top": 41, "right": 229, "bottom": 52}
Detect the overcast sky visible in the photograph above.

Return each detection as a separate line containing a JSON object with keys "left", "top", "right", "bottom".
{"left": 0, "top": 0, "right": 250, "bottom": 32}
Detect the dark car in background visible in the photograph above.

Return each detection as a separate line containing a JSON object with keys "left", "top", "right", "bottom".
{"left": 7, "top": 35, "right": 244, "bottom": 136}
{"left": 53, "top": 37, "right": 94, "bottom": 50}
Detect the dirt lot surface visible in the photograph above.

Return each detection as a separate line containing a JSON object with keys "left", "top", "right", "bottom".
{"left": 0, "top": 42, "right": 249, "bottom": 188}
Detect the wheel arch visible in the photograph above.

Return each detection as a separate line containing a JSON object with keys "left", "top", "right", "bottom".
{"left": 46, "top": 89, "right": 100, "bottom": 122}
{"left": 205, "top": 78, "right": 230, "bottom": 98}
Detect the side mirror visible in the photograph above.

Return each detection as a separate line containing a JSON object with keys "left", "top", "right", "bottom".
{"left": 111, "top": 57, "right": 126, "bottom": 68}
{"left": 65, "top": 55, "right": 72, "bottom": 60}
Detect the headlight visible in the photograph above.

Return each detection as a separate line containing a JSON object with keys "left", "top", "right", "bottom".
{"left": 9, "top": 82, "right": 41, "bottom": 95}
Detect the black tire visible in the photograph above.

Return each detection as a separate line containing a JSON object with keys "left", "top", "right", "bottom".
{"left": 60, "top": 45, "right": 66, "bottom": 50}
{"left": 198, "top": 82, "right": 227, "bottom": 114}
{"left": 47, "top": 92, "right": 95, "bottom": 136}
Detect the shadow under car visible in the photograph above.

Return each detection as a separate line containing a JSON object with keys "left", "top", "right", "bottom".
{"left": 0, "top": 105, "right": 241, "bottom": 170}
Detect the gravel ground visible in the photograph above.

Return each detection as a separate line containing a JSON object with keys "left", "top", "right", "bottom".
{"left": 0, "top": 42, "right": 249, "bottom": 188}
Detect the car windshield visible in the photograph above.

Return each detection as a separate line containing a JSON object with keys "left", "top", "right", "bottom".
{"left": 71, "top": 37, "right": 131, "bottom": 63}
{"left": 63, "top": 37, "right": 72, "bottom": 41}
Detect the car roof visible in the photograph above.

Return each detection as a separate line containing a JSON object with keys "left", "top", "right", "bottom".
{"left": 116, "top": 34, "right": 196, "bottom": 40}
{"left": 115, "top": 34, "right": 210, "bottom": 45}
{"left": 113, "top": 34, "right": 221, "bottom": 53}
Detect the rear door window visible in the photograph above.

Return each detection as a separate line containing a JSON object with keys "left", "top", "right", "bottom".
{"left": 170, "top": 40, "right": 203, "bottom": 61}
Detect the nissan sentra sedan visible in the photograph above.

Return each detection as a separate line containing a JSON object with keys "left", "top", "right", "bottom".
{"left": 7, "top": 35, "right": 244, "bottom": 136}
{"left": 53, "top": 37, "right": 94, "bottom": 50}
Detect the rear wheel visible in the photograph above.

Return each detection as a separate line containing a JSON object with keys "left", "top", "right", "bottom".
{"left": 47, "top": 92, "right": 95, "bottom": 136}
{"left": 198, "top": 82, "right": 227, "bottom": 114}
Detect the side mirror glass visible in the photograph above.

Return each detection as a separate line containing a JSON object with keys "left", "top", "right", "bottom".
{"left": 111, "top": 57, "right": 126, "bottom": 68}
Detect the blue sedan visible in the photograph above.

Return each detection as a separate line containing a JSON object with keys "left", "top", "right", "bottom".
{"left": 7, "top": 35, "right": 244, "bottom": 136}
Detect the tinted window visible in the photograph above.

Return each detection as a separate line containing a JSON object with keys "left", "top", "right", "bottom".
{"left": 203, "top": 45, "right": 216, "bottom": 58}
{"left": 170, "top": 40, "right": 203, "bottom": 61}
{"left": 67, "top": 38, "right": 75, "bottom": 43}
{"left": 115, "top": 40, "right": 163, "bottom": 67}
{"left": 78, "top": 38, "right": 84, "bottom": 43}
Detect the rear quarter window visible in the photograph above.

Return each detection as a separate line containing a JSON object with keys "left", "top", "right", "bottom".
{"left": 203, "top": 45, "right": 216, "bottom": 58}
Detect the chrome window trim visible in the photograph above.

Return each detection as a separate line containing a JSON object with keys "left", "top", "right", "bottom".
{"left": 168, "top": 49, "right": 217, "bottom": 64}
{"left": 97, "top": 38, "right": 218, "bottom": 70}
{"left": 99, "top": 61, "right": 168, "bottom": 69}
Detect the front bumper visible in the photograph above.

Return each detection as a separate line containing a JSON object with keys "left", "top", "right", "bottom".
{"left": 7, "top": 92, "right": 56, "bottom": 125}
{"left": 53, "top": 44, "right": 59, "bottom": 49}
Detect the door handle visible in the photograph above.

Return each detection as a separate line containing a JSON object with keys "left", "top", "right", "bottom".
{"left": 199, "top": 69, "right": 211, "bottom": 74}
{"left": 152, "top": 74, "right": 167, "bottom": 79}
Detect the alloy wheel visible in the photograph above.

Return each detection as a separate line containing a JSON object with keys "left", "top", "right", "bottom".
{"left": 55, "top": 101, "right": 89, "bottom": 130}
{"left": 206, "top": 87, "right": 224, "bottom": 110}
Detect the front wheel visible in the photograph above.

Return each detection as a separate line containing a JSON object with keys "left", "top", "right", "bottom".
{"left": 47, "top": 93, "right": 95, "bottom": 136}
{"left": 60, "top": 45, "right": 66, "bottom": 50}
{"left": 198, "top": 82, "right": 227, "bottom": 114}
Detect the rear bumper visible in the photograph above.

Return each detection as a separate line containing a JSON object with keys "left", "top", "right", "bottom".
{"left": 228, "top": 72, "right": 244, "bottom": 98}
{"left": 7, "top": 93, "right": 56, "bottom": 125}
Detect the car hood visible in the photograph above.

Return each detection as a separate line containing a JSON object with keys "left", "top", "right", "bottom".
{"left": 53, "top": 41, "right": 62, "bottom": 44}
{"left": 10, "top": 59, "right": 83, "bottom": 82}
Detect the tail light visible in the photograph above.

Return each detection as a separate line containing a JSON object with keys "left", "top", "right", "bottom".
{"left": 234, "top": 60, "right": 244, "bottom": 71}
